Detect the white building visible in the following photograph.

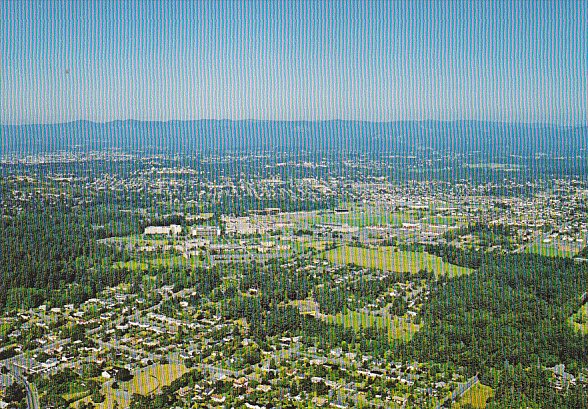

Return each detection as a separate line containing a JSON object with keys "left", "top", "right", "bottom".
{"left": 144, "top": 224, "right": 182, "bottom": 236}
{"left": 190, "top": 226, "right": 221, "bottom": 238}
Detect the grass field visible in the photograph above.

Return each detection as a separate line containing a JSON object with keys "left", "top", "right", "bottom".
{"left": 289, "top": 237, "right": 334, "bottom": 253}
{"left": 327, "top": 309, "right": 420, "bottom": 341}
{"left": 316, "top": 210, "right": 415, "bottom": 228}
{"left": 526, "top": 242, "right": 580, "bottom": 258}
{"left": 292, "top": 298, "right": 420, "bottom": 341}
{"left": 62, "top": 390, "right": 91, "bottom": 404}
{"left": 452, "top": 383, "right": 494, "bottom": 409}
{"left": 323, "top": 245, "right": 474, "bottom": 278}
{"left": 120, "top": 363, "right": 188, "bottom": 395}
{"left": 423, "top": 215, "right": 462, "bottom": 226}
{"left": 113, "top": 259, "right": 150, "bottom": 272}
{"left": 86, "top": 363, "right": 189, "bottom": 409}
{"left": 113, "top": 254, "right": 205, "bottom": 272}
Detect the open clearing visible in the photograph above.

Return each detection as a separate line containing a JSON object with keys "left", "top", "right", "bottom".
{"left": 323, "top": 245, "right": 473, "bottom": 278}
{"left": 526, "top": 241, "right": 580, "bottom": 258}
{"left": 85, "top": 363, "right": 189, "bottom": 409}
{"left": 326, "top": 309, "right": 420, "bottom": 341}
{"left": 62, "top": 390, "right": 91, "bottom": 404}
{"left": 452, "top": 383, "right": 494, "bottom": 409}
{"left": 293, "top": 298, "right": 420, "bottom": 341}
{"left": 113, "top": 254, "right": 205, "bottom": 272}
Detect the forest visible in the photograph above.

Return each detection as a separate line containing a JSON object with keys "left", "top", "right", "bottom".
{"left": 396, "top": 252, "right": 588, "bottom": 408}
{"left": 0, "top": 207, "right": 133, "bottom": 311}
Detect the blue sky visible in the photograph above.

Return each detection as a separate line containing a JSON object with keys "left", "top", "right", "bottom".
{"left": 1, "top": 0, "right": 586, "bottom": 125}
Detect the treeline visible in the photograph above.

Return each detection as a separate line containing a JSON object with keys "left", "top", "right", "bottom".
{"left": 314, "top": 269, "right": 434, "bottom": 315}
{"left": 238, "top": 261, "right": 313, "bottom": 306}
{"left": 219, "top": 293, "right": 390, "bottom": 354}
{"left": 441, "top": 222, "right": 523, "bottom": 250}
{"left": 34, "top": 368, "right": 102, "bottom": 408}
{"left": 220, "top": 297, "right": 355, "bottom": 346}
{"left": 136, "top": 264, "right": 221, "bottom": 296}
{"left": 423, "top": 243, "right": 483, "bottom": 269}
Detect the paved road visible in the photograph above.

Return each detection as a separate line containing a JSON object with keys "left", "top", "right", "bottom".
{"left": 1, "top": 338, "right": 72, "bottom": 369}
{"left": 3, "top": 362, "right": 40, "bottom": 409}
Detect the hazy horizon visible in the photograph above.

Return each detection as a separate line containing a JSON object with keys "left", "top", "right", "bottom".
{"left": 2, "top": 118, "right": 586, "bottom": 128}
{"left": 2, "top": 0, "right": 587, "bottom": 126}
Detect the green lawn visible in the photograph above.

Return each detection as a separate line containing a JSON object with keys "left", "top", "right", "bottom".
{"left": 323, "top": 245, "right": 473, "bottom": 278}
{"left": 291, "top": 237, "right": 334, "bottom": 253}
{"left": 120, "top": 363, "right": 188, "bottom": 395}
{"left": 113, "top": 259, "right": 149, "bottom": 272}
{"left": 422, "top": 215, "right": 461, "bottom": 226}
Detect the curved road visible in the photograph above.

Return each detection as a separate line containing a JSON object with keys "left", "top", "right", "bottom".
{"left": 4, "top": 363, "right": 40, "bottom": 409}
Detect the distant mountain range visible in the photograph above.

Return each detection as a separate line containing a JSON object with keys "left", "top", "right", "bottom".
{"left": 1, "top": 120, "right": 586, "bottom": 159}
